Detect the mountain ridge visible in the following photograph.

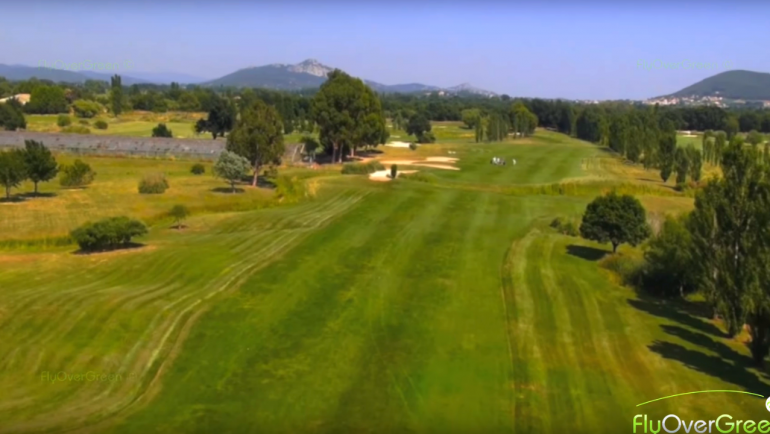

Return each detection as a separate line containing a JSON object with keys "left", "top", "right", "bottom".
{"left": 658, "top": 70, "right": 770, "bottom": 101}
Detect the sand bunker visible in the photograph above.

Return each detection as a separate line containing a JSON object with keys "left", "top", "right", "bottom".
{"left": 425, "top": 157, "right": 458, "bottom": 163}
{"left": 379, "top": 159, "right": 460, "bottom": 171}
{"left": 369, "top": 169, "right": 418, "bottom": 182}
{"left": 385, "top": 141, "right": 412, "bottom": 148}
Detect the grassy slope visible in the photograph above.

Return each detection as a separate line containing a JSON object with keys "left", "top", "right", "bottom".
{"left": 0, "top": 156, "right": 274, "bottom": 244}
{"left": 1, "top": 130, "right": 768, "bottom": 433}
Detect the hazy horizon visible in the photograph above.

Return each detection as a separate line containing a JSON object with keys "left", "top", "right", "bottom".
{"left": 2, "top": 0, "right": 768, "bottom": 100}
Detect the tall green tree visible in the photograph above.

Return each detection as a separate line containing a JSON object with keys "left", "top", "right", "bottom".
{"left": 725, "top": 116, "right": 740, "bottom": 140}
{"left": 110, "top": 75, "right": 123, "bottom": 117}
{"left": 687, "top": 146, "right": 703, "bottom": 182}
{"left": 0, "top": 97, "right": 26, "bottom": 130}
{"left": 608, "top": 112, "right": 629, "bottom": 156}
{"left": 406, "top": 114, "right": 433, "bottom": 143}
{"left": 674, "top": 147, "right": 690, "bottom": 185}
{"left": 0, "top": 149, "right": 28, "bottom": 199}
{"left": 22, "top": 140, "right": 58, "bottom": 194}
{"left": 702, "top": 130, "right": 714, "bottom": 163}
{"left": 311, "top": 70, "right": 387, "bottom": 163}
{"left": 687, "top": 142, "right": 770, "bottom": 364}
{"left": 713, "top": 131, "right": 727, "bottom": 166}
{"left": 226, "top": 100, "right": 285, "bottom": 187}
{"left": 658, "top": 120, "right": 677, "bottom": 183}
{"left": 25, "top": 85, "right": 68, "bottom": 114}
{"left": 579, "top": 191, "right": 651, "bottom": 253}
{"left": 461, "top": 108, "right": 482, "bottom": 129}
{"left": 644, "top": 214, "right": 696, "bottom": 298}
{"left": 195, "top": 97, "right": 236, "bottom": 139}
{"left": 747, "top": 130, "right": 764, "bottom": 149}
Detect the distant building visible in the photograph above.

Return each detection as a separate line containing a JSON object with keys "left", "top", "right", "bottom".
{"left": 0, "top": 94, "right": 31, "bottom": 105}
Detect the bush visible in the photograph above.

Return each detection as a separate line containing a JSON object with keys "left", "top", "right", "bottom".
{"left": 409, "top": 143, "right": 418, "bottom": 151}
{"left": 94, "top": 120, "right": 108, "bottom": 130}
{"left": 274, "top": 175, "right": 309, "bottom": 203}
{"left": 72, "top": 100, "right": 102, "bottom": 118}
{"left": 78, "top": 119, "right": 90, "bottom": 125}
{"left": 152, "top": 123, "right": 173, "bottom": 138}
{"left": 417, "top": 131, "right": 436, "bottom": 144}
{"left": 168, "top": 204, "right": 190, "bottom": 229}
{"left": 550, "top": 216, "right": 579, "bottom": 236}
{"left": 262, "top": 165, "right": 279, "bottom": 178}
{"left": 390, "top": 164, "right": 398, "bottom": 179}
{"left": 399, "top": 172, "right": 438, "bottom": 184}
{"left": 341, "top": 161, "right": 385, "bottom": 174}
{"left": 71, "top": 216, "right": 147, "bottom": 252}
{"left": 57, "top": 114, "right": 71, "bottom": 127}
{"left": 599, "top": 254, "right": 645, "bottom": 286}
{"left": 59, "top": 159, "right": 95, "bottom": 187}
{"left": 60, "top": 125, "right": 91, "bottom": 134}
{"left": 190, "top": 163, "right": 205, "bottom": 175}
{"left": 138, "top": 173, "right": 169, "bottom": 194}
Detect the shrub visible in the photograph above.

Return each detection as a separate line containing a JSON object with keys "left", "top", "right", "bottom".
{"left": 94, "top": 120, "right": 108, "bottom": 130}
{"left": 60, "top": 159, "right": 95, "bottom": 187}
{"left": 190, "top": 163, "right": 205, "bottom": 175}
{"left": 138, "top": 173, "right": 169, "bottom": 194}
{"left": 152, "top": 123, "right": 173, "bottom": 138}
{"left": 399, "top": 172, "right": 438, "bottom": 184}
{"left": 60, "top": 125, "right": 91, "bottom": 134}
{"left": 550, "top": 217, "right": 563, "bottom": 229}
{"left": 57, "top": 114, "right": 71, "bottom": 127}
{"left": 599, "top": 254, "right": 645, "bottom": 286}
{"left": 390, "top": 164, "right": 398, "bottom": 179}
{"left": 72, "top": 100, "right": 102, "bottom": 118}
{"left": 168, "top": 204, "right": 190, "bottom": 229}
{"left": 262, "top": 165, "right": 279, "bottom": 178}
{"left": 274, "top": 175, "right": 309, "bottom": 203}
{"left": 78, "top": 119, "right": 90, "bottom": 125}
{"left": 409, "top": 143, "right": 418, "bottom": 151}
{"left": 562, "top": 221, "right": 579, "bottom": 236}
{"left": 341, "top": 161, "right": 385, "bottom": 174}
{"left": 71, "top": 216, "right": 147, "bottom": 252}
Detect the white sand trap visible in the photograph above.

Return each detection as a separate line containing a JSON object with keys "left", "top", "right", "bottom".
{"left": 425, "top": 157, "right": 458, "bottom": 163}
{"left": 385, "top": 141, "right": 412, "bottom": 148}
{"left": 379, "top": 159, "right": 460, "bottom": 171}
{"left": 369, "top": 169, "right": 418, "bottom": 182}
{"left": 681, "top": 134, "right": 697, "bottom": 137}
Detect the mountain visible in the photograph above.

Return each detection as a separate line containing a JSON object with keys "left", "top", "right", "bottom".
{"left": 663, "top": 70, "right": 770, "bottom": 101}
{"left": 203, "top": 59, "right": 498, "bottom": 96}
{"left": 0, "top": 64, "right": 204, "bottom": 85}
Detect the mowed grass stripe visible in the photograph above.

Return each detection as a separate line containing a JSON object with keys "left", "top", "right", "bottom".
{"left": 0, "top": 190, "right": 369, "bottom": 432}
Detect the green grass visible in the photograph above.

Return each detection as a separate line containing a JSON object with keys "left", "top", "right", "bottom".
{"left": 2, "top": 129, "right": 766, "bottom": 433}
{"left": 24, "top": 112, "right": 208, "bottom": 139}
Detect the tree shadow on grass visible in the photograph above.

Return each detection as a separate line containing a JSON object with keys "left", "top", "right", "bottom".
{"left": 19, "top": 192, "right": 57, "bottom": 198}
{"left": 565, "top": 244, "right": 610, "bottom": 262}
{"left": 660, "top": 325, "right": 754, "bottom": 368}
{"left": 649, "top": 340, "right": 770, "bottom": 397}
{"left": 72, "top": 242, "right": 145, "bottom": 255}
{"left": 0, "top": 196, "right": 26, "bottom": 203}
{"left": 211, "top": 187, "right": 246, "bottom": 194}
{"left": 628, "top": 298, "right": 727, "bottom": 339}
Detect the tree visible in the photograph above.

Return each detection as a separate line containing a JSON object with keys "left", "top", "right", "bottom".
{"left": 725, "top": 115, "right": 739, "bottom": 140}
{"left": 168, "top": 204, "right": 190, "bottom": 229}
{"left": 702, "top": 130, "right": 714, "bottom": 163}
{"left": 152, "top": 123, "right": 173, "bottom": 138}
{"left": 579, "top": 191, "right": 651, "bottom": 253}
{"left": 59, "top": 159, "right": 95, "bottom": 188}
{"left": 406, "top": 114, "right": 432, "bottom": 143}
{"left": 0, "top": 97, "right": 26, "bottom": 131}
{"left": 713, "top": 131, "right": 727, "bottom": 166}
{"left": 461, "top": 108, "right": 482, "bottom": 129}
{"left": 608, "top": 112, "right": 629, "bottom": 156}
{"left": 644, "top": 214, "right": 696, "bottom": 298}
{"left": 687, "top": 142, "right": 770, "bottom": 364}
{"left": 0, "top": 149, "right": 28, "bottom": 199}
{"left": 226, "top": 100, "right": 285, "bottom": 187}
{"left": 575, "top": 107, "right": 605, "bottom": 143}
{"left": 213, "top": 151, "right": 251, "bottom": 193}
{"left": 510, "top": 102, "right": 537, "bottom": 138}
{"left": 110, "top": 75, "right": 123, "bottom": 116}
{"left": 687, "top": 146, "right": 702, "bottom": 182}
{"left": 195, "top": 97, "right": 235, "bottom": 139}
{"left": 658, "top": 120, "right": 677, "bottom": 183}
{"left": 22, "top": 140, "right": 58, "bottom": 194}
{"left": 674, "top": 146, "right": 690, "bottom": 185}
{"left": 747, "top": 130, "right": 764, "bottom": 149}
{"left": 311, "top": 69, "right": 387, "bottom": 163}
{"left": 72, "top": 100, "right": 102, "bottom": 118}
{"left": 24, "top": 85, "right": 68, "bottom": 114}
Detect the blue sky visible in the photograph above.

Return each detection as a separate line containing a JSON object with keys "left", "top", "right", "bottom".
{"left": 2, "top": 0, "right": 768, "bottom": 100}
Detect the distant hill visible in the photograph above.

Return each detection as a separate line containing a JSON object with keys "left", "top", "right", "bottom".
{"left": 203, "top": 59, "right": 498, "bottom": 96}
{"left": 0, "top": 64, "right": 202, "bottom": 85}
{"left": 664, "top": 70, "right": 770, "bottom": 100}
